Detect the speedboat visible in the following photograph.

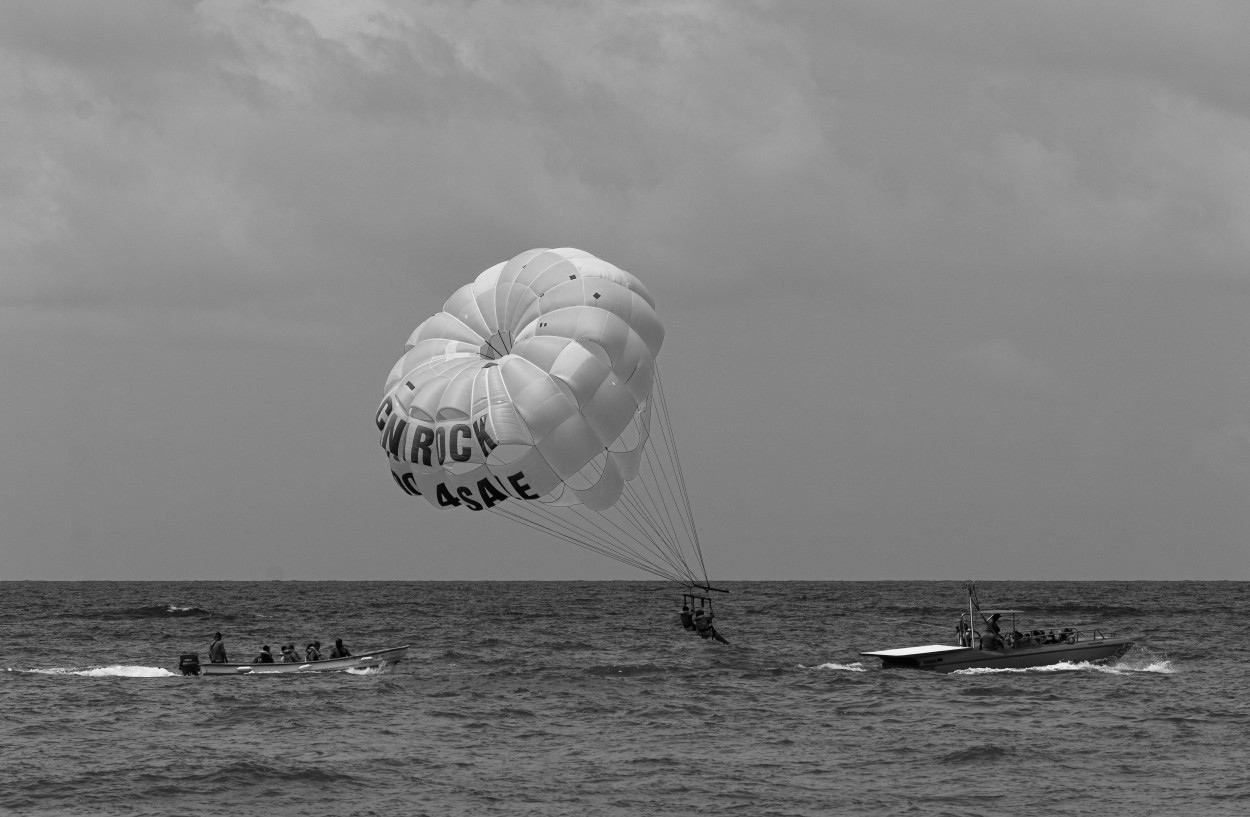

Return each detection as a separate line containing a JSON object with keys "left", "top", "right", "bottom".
{"left": 860, "top": 583, "right": 1132, "bottom": 673}
{"left": 177, "top": 645, "right": 410, "bottom": 676}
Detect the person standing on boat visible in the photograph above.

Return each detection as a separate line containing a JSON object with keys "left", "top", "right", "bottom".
{"left": 208, "top": 632, "right": 228, "bottom": 663}
{"left": 254, "top": 645, "right": 275, "bottom": 663}
{"left": 981, "top": 613, "right": 1003, "bottom": 650}
{"left": 329, "top": 638, "right": 351, "bottom": 659}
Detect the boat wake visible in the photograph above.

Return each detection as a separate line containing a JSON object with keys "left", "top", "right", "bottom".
{"left": 11, "top": 665, "right": 177, "bottom": 678}
{"left": 344, "top": 665, "right": 389, "bottom": 676}
{"left": 953, "top": 655, "right": 1175, "bottom": 676}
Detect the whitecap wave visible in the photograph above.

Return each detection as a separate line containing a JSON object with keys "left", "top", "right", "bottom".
{"left": 1105, "top": 655, "right": 1176, "bottom": 674}
{"left": 808, "top": 662, "right": 867, "bottom": 672}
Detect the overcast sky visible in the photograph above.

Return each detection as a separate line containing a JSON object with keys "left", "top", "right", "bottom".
{"left": 4, "top": 1, "right": 1249, "bottom": 581}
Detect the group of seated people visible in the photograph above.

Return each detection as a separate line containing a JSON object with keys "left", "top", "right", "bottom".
{"left": 966, "top": 616, "right": 1078, "bottom": 651}
{"left": 1003, "top": 628, "right": 1078, "bottom": 648}
{"left": 678, "top": 603, "right": 730, "bottom": 645}
{"left": 251, "top": 638, "right": 351, "bottom": 664}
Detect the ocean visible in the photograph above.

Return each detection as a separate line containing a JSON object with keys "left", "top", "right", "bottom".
{"left": 1, "top": 580, "right": 1246, "bottom": 816}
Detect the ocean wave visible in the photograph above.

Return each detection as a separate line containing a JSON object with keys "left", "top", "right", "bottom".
{"left": 83, "top": 604, "right": 214, "bottom": 620}
{"left": 584, "top": 663, "right": 672, "bottom": 677}
{"left": 1104, "top": 655, "right": 1177, "bottom": 674}
{"left": 809, "top": 661, "right": 867, "bottom": 672}
{"left": 937, "top": 744, "right": 1019, "bottom": 764}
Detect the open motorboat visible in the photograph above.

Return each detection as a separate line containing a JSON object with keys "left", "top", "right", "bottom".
{"left": 177, "top": 645, "right": 409, "bottom": 676}
{"left": 861, "top": 583, "right": 1132, "bottom": 673}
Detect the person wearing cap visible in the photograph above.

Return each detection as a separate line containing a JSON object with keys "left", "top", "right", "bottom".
{"left": 305, "top": 641, "right": 322, "bottom": 662}
{"left": 329, "top": 638, "right": 351, "bottom": 659}
{"left": 208, "top": 632, "right": 228, "bottom": 663}
{"left": 254, "top": 645, "right": 275, "bottom": 663}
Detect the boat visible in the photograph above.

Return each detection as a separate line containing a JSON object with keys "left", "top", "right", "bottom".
{"left": 177, "top": 645, "right": 410, "bottom": 676}
{"left": 860, "top": 583, "right": 1133, "bottom": 673}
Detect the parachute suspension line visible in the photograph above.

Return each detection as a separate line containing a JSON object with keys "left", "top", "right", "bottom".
{"left": 613, "top": 405, "right": 703, "bottom": 584}
{"left": 654, "top": 370, "right": 701, "bottom": 547}
{"left": 629, "top": 440, "right": 683, "bottom": 548}
{"left": 482, "top": 364, "right": 711, "bottom": 589}
{"left": 491, "top": 501, "right": 688, "bottom": 583}
{"left": 561, "top": 451, "right": 695, "bottom": 583}
{"left": 610, "top": 486, "right": 701, "bottom": 584}
{"left": 482, "top": 330, "right": 513, "bottom": 359}
{"left": 619, "top": 455, "right": 696, "bottom": 583}
{"left": 488, "top": 483, "right": 696, "bottom": 585}
{"left": 568, "top": 502, "right": 700, "bottom": 585}
{"left": 650, "top": 367, "right": 710, "bottom": 588}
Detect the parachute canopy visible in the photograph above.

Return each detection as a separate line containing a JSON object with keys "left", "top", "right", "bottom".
{"left": 376, "top": 248, "right": 712, "bottom": 588}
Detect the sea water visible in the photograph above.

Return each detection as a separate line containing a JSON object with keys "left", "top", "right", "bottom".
{"left": 1, "top": 580, "right": 1246, "bottom": 816}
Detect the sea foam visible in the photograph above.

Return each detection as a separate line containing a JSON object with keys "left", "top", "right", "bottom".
{"left": 24, "top": 665, "right": 177, "bottom": 678}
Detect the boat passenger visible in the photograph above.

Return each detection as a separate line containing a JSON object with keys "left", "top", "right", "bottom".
{"left": 305, "top": 642, "right": 322, "bottom": 662}
{"left": 1045, "top": 630, "right": 1058, "bottom": 644}
{"left": 1060, "top": 627, "right": 1076, "bottom": 644}
{"left": 979, "top": 613, "right": 1003, "bottom": 650}
{"left": 679, "top": 604, "right": 695, "bottom": 631}
{"left": 281, "top": 644, "right": 301, "bottom": 663}
{"left": 208, "top": 632, "right": 228, "bottom": 663}
{"left": 254, "top": 645, "right": 275, "bottom": 663}
{"left": 329, "top": 638, "right": 351, "bottom": 659}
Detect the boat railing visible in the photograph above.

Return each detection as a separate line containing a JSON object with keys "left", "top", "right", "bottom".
{"left": 1076, "top": 628, "right": 1111, "bottom": 641}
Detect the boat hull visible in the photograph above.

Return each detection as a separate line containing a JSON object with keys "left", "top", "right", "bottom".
{"left": 862, "top": 637, "right": 1133, "bottom": 673}
{"left": 189, "top": 645, "right": 410, "bottom": 676}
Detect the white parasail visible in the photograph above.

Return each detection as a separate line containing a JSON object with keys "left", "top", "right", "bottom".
{"left": 375, "top": 247, "right": 713, "bottom": 589}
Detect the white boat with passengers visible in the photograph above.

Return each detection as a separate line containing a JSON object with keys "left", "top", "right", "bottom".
{"left": 178, "top": 645, "right": 410, "bottom": 676}
{"left": 861, "top": 583, "right": 1133, "bottom": 673}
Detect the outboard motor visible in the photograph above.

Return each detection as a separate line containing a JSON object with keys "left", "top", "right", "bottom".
{"left": 178, "top": 653, "right": 202, "bottom": 676}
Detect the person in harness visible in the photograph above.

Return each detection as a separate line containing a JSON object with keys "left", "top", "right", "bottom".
{"left": 693, "top": 607, "right": 730, "bottom": 645}
{"left": 679, "top": 603, "right": 695, "bottom": 631}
